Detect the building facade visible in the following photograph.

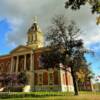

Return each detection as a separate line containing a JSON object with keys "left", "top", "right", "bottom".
{"left": 0, "top": 19, "right": 76, "bottom": 92}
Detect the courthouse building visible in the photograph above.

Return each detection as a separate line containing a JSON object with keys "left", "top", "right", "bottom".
{"left": 0, "top": 18, "right": 92, "bottom": 92}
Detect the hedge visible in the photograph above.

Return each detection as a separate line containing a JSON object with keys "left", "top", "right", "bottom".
{"left": 0, "top": 92, "right": 72, "bottom": 99}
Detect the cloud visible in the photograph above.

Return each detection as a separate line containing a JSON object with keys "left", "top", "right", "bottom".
{"left": 0, "top": 0, "right": 100, "bottom": 76}
{"left": 0, "top": 0, "right": 99, "bottom": 50}
{"left": 80, "top": 26, "right": 100, "bottom": 46}
{"left": 89, "top": 41, "right": 100, "bottom": 60}
{"left": 0, "top": 0, "right": 67, "bottom": 47}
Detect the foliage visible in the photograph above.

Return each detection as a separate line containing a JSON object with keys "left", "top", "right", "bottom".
{"left": 3, "top": 86, "right": 24, "bottom": 92}
{"left": 1, "top": 91, "right": 100, "bottom": 100}
{"left": 40, "top": 15, "right": 93, "bottom": 95}
{"left": 76, "top": 60, "right": 94, "bottom": 82}
{"left": 40, "top": 49, "right": 65, "bottom": 68}
{"left": 65, "top": 0, "right": 100, "bottom": 14}
{"left": 17, "top": 72, "right": 28, "bottom": 85}
{"left": 42, "top": 15, "right": 90, "bottom": 72}
{"left": 0, "top": 92, "right": 68, "bottom": 99}
{"left": 0, "top": 92, "right": 100, "bottom": 100}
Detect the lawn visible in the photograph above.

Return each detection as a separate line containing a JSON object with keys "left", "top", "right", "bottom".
{"left": 0, "top": 92, "right": 100, "bottom": 100}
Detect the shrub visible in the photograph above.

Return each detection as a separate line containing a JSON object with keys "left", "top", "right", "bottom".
{"left": 3, "top": 86, "right": 24, "bottom": 92}
{"left": 0, "top": 92, "right": 69, "bottom": 99}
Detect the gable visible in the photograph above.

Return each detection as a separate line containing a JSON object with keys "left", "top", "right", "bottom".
{"left": 10, "top": 45, "right": 33, "bottom": 54}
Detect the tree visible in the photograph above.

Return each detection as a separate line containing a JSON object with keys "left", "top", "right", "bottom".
{"left": 65, "top": 0, "right": 100, "bottom": 24}
{"left": 65, "top": 0, "right": 100, "bottom": 13}
{"left": 40, "top": 15, "right": 91, "bottom": 95}
{"left": 17, "top": 72, "right": 28, "bottom": 85}
{"left": 76, "top": 62, "right": 94, "bottom": 82}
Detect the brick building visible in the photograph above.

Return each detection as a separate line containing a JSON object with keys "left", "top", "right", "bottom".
{"left": 0, "top": 18, "right": 79, "bottom": 92}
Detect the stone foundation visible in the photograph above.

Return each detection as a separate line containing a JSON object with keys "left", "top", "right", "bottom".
{"left": 33, "top": 85, "right": 74, "bottom": 92}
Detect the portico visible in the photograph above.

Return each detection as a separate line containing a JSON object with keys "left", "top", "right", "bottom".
{"left": 0, "top": 18, "right": 77, "bottom": 92}
{"left": 10, "top": 45, "right": 34, "bottom": 74}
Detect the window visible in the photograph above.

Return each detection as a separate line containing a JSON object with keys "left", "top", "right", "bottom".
{"left": 48, "top": 72, "right": 54, "bottom": 85}
{"left": 38, "top": 73, "right": 43, "bottom": 85}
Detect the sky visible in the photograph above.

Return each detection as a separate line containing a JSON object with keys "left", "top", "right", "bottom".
{"left": 0, "top": 0, "right": 100, "bottom": 81}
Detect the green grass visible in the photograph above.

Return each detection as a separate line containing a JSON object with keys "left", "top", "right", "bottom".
{"left": 0, "top": 92, "right": 100, "bottom": 100}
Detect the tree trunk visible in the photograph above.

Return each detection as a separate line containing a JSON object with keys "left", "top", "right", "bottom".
{"left": 71, "top": 66, "right": 79, "bottom": 95}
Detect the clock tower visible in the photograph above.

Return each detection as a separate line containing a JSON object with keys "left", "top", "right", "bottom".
{"left": 27, "top": 17, "right": 44, "bottom": 49}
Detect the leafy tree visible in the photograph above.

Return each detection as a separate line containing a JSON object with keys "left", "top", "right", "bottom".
{"left": 65, "top": 0, "right": 100, "bottom": 24}
{"left": 76, "top": 62, "right": 94, "bottom": 82}
{"left": 65, "top": 0, "right": 100, "bottom": 14}
{"left": 40, "top": 49, "right": 66, "bottom": 68}
{"left": 40, "top": 15, "right": 92, "bottom": 95}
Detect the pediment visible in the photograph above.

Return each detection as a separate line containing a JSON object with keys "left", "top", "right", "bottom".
{"left": 10, "top": 45, "right": 33, "bottom": 54}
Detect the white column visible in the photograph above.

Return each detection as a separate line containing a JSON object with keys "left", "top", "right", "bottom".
{"left": 10, "top": 57, "right": 14, "bottom": 73}
{"left": 30, "top": 53, "right": 33, "bottom": 71}
{"left": 16, "top": 56, "right": 19, "bottom": 73}
{"left": 24, "top": 55, "right": 26, "bottom": 71}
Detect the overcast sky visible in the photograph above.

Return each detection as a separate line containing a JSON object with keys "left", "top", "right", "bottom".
{"left": 0, "top": 0, "right": 100, "bottom": 79}
{"left": 0, "top": 0, "right": 99, "bottom": 45}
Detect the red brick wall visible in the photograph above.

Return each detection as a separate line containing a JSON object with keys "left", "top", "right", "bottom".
{"left": 66, "top": 72, "right": 73, "bottom": 85}
{"left": 65, "top": 72, "right": 69, "bottom": 85}
{"left": 60, "top": 69, "right": 73, "bottom": 86}
{"left": 63, "top": 73, "right": 66, "bottom": 85}
{"left": 43, "top": 72, "right": 48, "bottom": 85}
{"left": 0, "top": 57, "right": 11, "bottom": 73}
{"left": 34, "top": 52, "right": 41, "bottom": 70}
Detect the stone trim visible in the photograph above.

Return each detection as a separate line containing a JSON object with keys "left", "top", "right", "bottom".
{"left": 10, "top": 51, "right": 33, "bottom": 56}
{"left": 34, "top": 85, "right": 74, "bottom": 92}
